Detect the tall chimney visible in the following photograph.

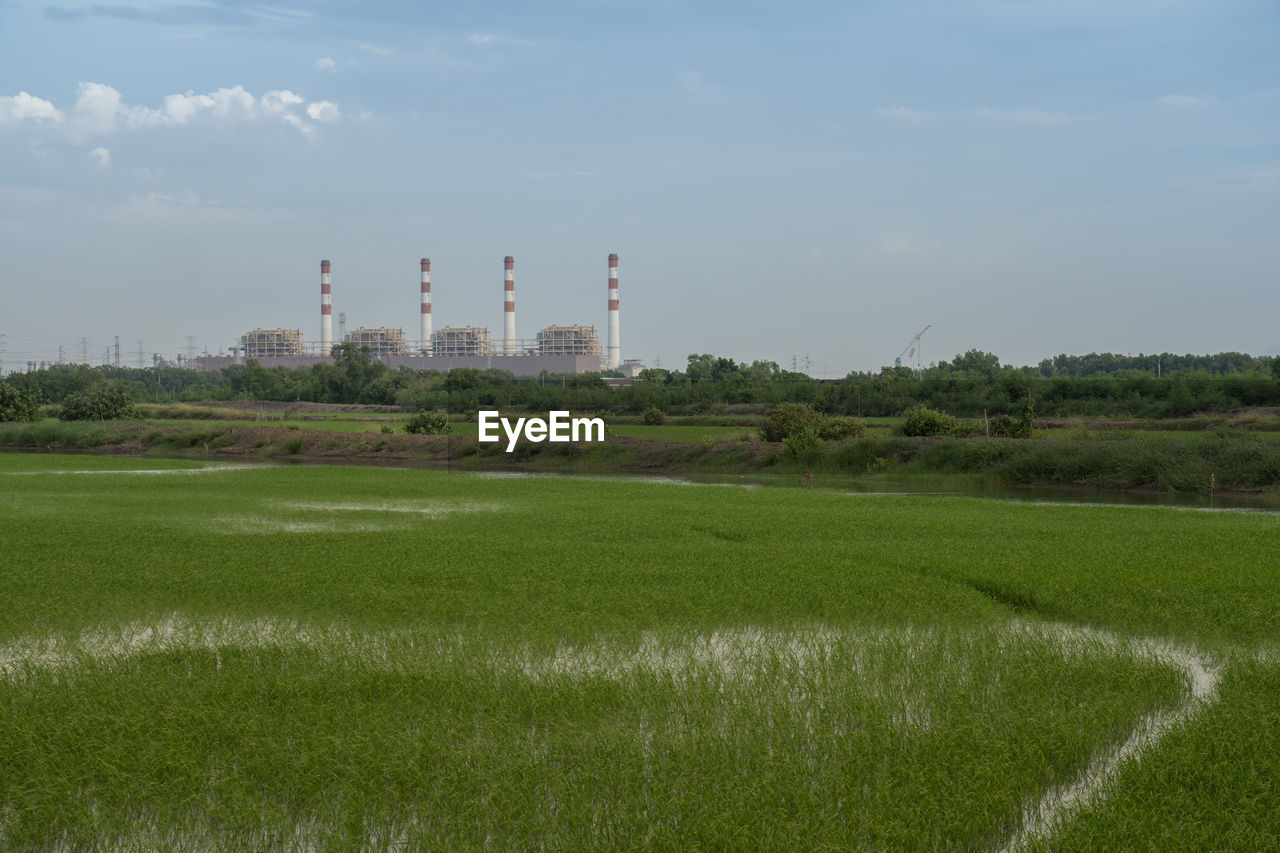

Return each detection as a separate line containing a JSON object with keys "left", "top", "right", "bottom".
{"left": 504, "top": 255, "right": 515, "bottom": 355}
{"left": 607, "top": 253, "right": 620, "bottom": 370}
{"left": 320, "top": 259, "right": 333, "bottom": 353}
{"left": 420, "top": 258, "right": 432, "bottom": 355}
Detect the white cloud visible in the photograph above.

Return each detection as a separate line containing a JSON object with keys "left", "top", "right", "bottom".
{"left": 0, "top": 91, "right": 64, "bottom": 124}
{"left": 359, "top": 43, "right": 393, "bottom": 56}
{"left": 281, "top": 113, "right": 313, "bottom": 137}
{"left": 88, "top": 146, "right": 110, "bottom": 167}
{"left": 314, "top": 57, "right": 336, "bottom": 70}
{"left": 1157, "top": 94, "right": 1209, "bottom": 107}
{"left": 972, "top": 107, "right": 1085, "bottom": 127}
{"left": 73, "top": 82, "right": 125, "bottom": 132}
{"left": 877, "top": 106, "right": 938, "bottom": 125}
{"left": 72, "top": 82, "right": 254, "bottom": 131}
{"left": 261, "top": 90, "right": 304, "bottom": 113}
{"left": 306, "top": 100, "right": 339, "bottom": 122}
{"left": 6, "top": 82, "right": 341, "bottom": 139}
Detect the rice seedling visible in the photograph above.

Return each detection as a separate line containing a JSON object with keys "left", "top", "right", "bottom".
{"left": 0, "top": 453, "right": 1276, "bottom": 849}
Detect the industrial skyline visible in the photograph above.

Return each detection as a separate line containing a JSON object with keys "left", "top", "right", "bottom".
{"left": 1, "top": 1, "right": 1277, "bottom": 374}
{"left": 166, "top": 253, "right": 627, "bottom": 378}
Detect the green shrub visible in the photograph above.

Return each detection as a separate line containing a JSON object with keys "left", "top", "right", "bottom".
{"left": 0, "top": 382, "right": 39, "bottom": 423}
{"left": 59, "top": 387, "right": 138, "bottom": 421}
{"left": 405, "top": 410, "right": 451, "bottom": 435}
{"left": 285, "top": 437, "right": 304, "bottom": 454}
{"left": 897, "top": 405, "right": 960, "bottom": 437}
{"left": 818, "top": 416, "right": 867, "bottom": 441}
{"left": 643, "top": 407, "right": 667, "bottom": 426}
{"left": 989, "top": 399, "right": 1036, "bottom": 439}
{"left": 782, "top": 427, "right": 823, "bottom": 461}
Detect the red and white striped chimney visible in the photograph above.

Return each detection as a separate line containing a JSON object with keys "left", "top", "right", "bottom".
{"left": 320, "top": 259, "right": 333, "bottom": 353}
{"left": 420, "top": 258, "right": 432, "bottom": 355}
{"left": 607, "top": 253, "right": 620, "bottom": 369}
{"left": 504, "top": 255, "right": 515, "bottom": 355}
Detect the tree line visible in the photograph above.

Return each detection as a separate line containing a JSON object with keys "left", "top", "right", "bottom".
{"left": 4, "top": 344, "right": 1280, "bottom": 421}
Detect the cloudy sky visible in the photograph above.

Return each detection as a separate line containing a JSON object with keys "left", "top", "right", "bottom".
{"left": 1, "top": 0, "right": 1277, "bottom": 375}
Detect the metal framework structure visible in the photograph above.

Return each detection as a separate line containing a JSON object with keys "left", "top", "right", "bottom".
{"left": 537, "top": 324, "right": 602, "bottom": 357}
{"left": 347, "top": 327, "right": 407, "bottom": 357}
{"left": 242, "top": 328, "right": 306, "bottom": 358}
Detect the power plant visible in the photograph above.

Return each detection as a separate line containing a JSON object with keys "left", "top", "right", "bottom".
{"left": 193, "top": 254, "right": 642, "bottom": 377}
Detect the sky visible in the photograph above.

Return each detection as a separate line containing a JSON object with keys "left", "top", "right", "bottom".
{"left": 1, "top": 0, "right": 1277, "bottom": 376}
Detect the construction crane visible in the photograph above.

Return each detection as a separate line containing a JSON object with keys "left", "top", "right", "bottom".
{"left": 894, "top": 325, "right": 932, "bottom": 371}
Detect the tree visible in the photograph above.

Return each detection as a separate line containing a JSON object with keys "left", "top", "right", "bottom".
{"left": 0, "top": 382, "right": 39, "bottom": 422}
{"left": 60, "top": 386, "right": 137, "bottom": 421}
{"left": 331, "top": 342, "right": 387, "bottom": 402}
{"left": 951, "top": 349, "right": 1002, "bottom": 380}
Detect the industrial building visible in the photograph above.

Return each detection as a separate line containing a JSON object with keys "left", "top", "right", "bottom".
{"left": 537, "top": 325, "right": 601, "bottom": 357}
{"left": 432, "top": 326, "right": 493, "bottom": 358}
{"left": 347, "top": 327, "right": 406, "bottom": 358}
{"left": 242, "top": 328, "right": 305, "bottom": 358}
{"left": 192, "top": 254, "right": 637, "bottom": 378}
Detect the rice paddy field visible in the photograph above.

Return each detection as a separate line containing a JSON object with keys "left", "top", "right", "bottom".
{"left": 1, "top": 452, "right": 1278, "bottom": 850}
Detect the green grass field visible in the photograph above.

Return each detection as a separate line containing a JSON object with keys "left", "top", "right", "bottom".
{"left": 1, "top": 453, "right": 1278, "bottom": 849}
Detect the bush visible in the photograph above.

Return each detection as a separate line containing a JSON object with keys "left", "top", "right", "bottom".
{"left": 0, "top": 382, "right": 39, "bottom": 422}
{"left": 817, "top": 415, "right": 866, "bottom": 441}
{"left": 405, "top": 409, "right": 451, "bottom": 435}
{"left": 60, "top": 387, "right": 138, "bottom": 421}
{"left": 761, "top": 403, "right": 867, "bottom": 443}
{"left": 782, "top": 427, "right": 823, "bottom": 461}
{"left": 643, "top": 407, "right": 667, "bottom": 426}
{"left": 989, "top": 398, "right": 1036, "bottom": 439}
{"left": 897, "top": 405, "right": 960, "bottom": 437}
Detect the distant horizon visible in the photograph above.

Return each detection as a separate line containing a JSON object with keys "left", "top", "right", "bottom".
{"left": 4, "top": 340, "right": 1277, "bottom": 381}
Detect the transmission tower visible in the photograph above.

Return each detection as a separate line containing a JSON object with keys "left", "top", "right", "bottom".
{"left": 135, "top": 341, "right": 146, "bottom": 369}
{"left": 78, "top": 337, "right": 89, "bottom": 364}
{"left": 185, "top": 336, "right": 197, "bottom": 361}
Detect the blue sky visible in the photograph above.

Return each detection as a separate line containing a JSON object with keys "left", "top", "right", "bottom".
{"left": 1, "top": 0, "right": 1277, "bottom": 374}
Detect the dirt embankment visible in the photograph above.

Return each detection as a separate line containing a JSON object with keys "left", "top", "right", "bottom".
{"left": 6, "top": 421, "right": 774, "bottom": 473}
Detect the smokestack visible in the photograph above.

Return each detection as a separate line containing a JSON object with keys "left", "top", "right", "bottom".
{"left": 320, "top": 259, "right": 333, "bottom": 353}
{"left": 420, "top": 258, "right": 432, "bottom": 355}
{"left": 504, "top": 255, "right": 515, "bottom": 355}
{"left": 607, "top": 253, "right": 620, "bottom": 370}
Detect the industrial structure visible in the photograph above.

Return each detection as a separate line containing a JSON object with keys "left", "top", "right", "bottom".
{"left": 432, "top": 326, "right": 492, "bottom": 358}
{"left": 320, "top": 260, "right": 332, "bottom": 352}
{"left": 242, "top": 328, "right": 305, "bottom": 358}
{"left": 608, "top": 253, "right": 620, "bottom": 370}
{"left": 420, "top": 258, "right": 432, "bottom": 355}
{"left": 537, "top": 325, "right": 601, "bottom": 357}
{"left": 191, "top": 254, "right": 635, "bottom": 377}
{"left": 347, "top": 327, "right": 406, "bottom": 357}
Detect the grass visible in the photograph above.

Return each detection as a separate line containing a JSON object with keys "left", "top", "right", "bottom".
{"left": 144, "top": 417, "right": 398, "bottom": 433}
{"left": 9, "top": 414, "right": 1280, "bottom": 495}
{"left": 0, "top": 454, "right": 1278, "bottom": 848}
